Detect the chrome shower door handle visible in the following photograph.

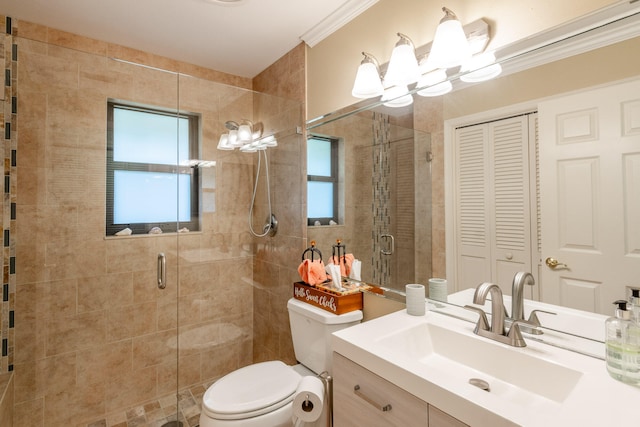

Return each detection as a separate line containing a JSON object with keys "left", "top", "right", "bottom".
{"left": 157, "top": 253, "right": 166, "bottom": 289}
{"left": 380, "top": 234, "right": 395, "bottom": 255}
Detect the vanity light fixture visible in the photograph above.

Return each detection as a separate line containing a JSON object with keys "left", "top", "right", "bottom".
{"left": 217, "top": 120, "right": 276, "bottom": 152}
{"left": 426, "top": 7, "right": 472, "bottom": 70}
{"left": 350, "top": 7, "right": 492, "bottom": 106}
{"left": 383, "top": 33, "right": 421, "bottom": 87}
{"left": 351, "top": 52, "right": 384, "bottom": 99}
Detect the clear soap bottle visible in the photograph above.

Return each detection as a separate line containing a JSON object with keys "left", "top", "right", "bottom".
{"left": 606, "top": 300, "right": 640, "bottom": 386}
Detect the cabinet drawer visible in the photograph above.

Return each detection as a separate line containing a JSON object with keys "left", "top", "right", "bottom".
{"left": 429, "top": 405, "right": 468, "bottom": 427}
{"left": 333, "top": 352, "right": 428, "bottom": 427}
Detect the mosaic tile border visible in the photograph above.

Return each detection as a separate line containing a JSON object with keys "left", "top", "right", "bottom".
{"left": 371, "top": 112, "right": 391, "bottom": 287}
{"left": 0, "top": 15, "right": 16, "bottom": 374}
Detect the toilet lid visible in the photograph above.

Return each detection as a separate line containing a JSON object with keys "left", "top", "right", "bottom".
{"left": 203, "top": 361, "right": 302, "bottom": 420}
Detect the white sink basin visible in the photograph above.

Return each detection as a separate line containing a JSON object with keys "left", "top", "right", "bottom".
{"left": 332, "top": 305, "right": 640, "bottom": 427}
{"left": 375, "top": 321, "right": 582, "bottom": 403}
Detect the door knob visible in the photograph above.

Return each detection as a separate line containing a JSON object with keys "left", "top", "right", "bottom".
{"left": 545, "top": 257, "right": 568, "bottom": 269}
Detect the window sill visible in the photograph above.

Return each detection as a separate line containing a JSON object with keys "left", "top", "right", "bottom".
{"left": 104, "top": 230, "right": 203, "bottom": 240}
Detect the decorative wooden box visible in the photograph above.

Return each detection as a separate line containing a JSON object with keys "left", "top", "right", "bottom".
{"left": 293, "top": 281, "right": 363, "bottom": 315}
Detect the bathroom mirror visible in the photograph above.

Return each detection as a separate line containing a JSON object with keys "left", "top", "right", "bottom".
{"left": 306, "top": 3, "right": 640, "bottom": 344}
{"left": 307, "top": 110, "right": 432, "bottom": 293}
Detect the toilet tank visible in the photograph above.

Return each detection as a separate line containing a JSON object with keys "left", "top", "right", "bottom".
{"left": 287, "top": 298, "right": 362, "bottom": 374}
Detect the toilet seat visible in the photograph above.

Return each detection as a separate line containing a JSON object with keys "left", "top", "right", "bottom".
{"left": 202, "top": 361, "right": 302, "bottom": 421}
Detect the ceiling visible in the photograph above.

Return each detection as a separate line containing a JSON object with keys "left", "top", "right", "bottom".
{"left": 0, "top": 0, "right": 378, "bottom": 78}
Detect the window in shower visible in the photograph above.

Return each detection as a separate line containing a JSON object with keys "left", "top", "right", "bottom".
{"left": 106, "top": 100, "right": 201, "bottom": 235}
{"left": 307, "top": 135, "right": 340, "bottom": 226}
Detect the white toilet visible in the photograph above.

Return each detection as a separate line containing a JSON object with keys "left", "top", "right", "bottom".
{"left": 199, "top": 298, "right": 363, "bottom": 427}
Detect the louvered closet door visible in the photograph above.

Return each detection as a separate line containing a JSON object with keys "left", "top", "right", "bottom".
{"left": 490, "top": 116, "right": 533, "bottom": 294}
{"left": 455, "top": 115, "right": 535, "bottom": 295}
{"left": 455, "top": 125, "right": 492, "bottom": 291}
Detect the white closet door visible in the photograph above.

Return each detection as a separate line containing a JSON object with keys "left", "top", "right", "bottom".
{"left": 539, "top": 79, "right": 640, "bottom": 314}
{"left": 454, "top": 116, "right": 534, "bottom": 295}
{"left": 455, "top": 125, "right": 491, "bottom": 291}
{"left": 490, "top": 116, "right": 533, "bottom": 295}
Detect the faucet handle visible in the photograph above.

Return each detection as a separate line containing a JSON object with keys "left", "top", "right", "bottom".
{"left": 507, "top": 320, "right": 527, "bottom": 347}
{"left": 527, "top": 309, "right": 557, "bottom": 327}
{"left": 464, "top": 305, "right": 490, "bottom": 333}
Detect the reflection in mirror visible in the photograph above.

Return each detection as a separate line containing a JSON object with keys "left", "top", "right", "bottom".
{"left": 307, "top": 110, "right": 432, "bottom": 293}
{"left": 306, "top": 3, "right": 640, "bottom": 346}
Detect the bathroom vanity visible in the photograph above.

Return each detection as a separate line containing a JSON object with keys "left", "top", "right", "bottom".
{"left": 331, "top": 302, "right": 640, "bottom": 427}
{"left": 333, "top": 352, "right": 468, "bottom": 426}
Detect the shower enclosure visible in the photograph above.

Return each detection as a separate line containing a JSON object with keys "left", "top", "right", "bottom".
{"left": 10, "top": 23, "right": 302, "bottom": 426}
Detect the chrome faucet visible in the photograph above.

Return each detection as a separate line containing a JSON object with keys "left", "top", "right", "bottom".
{"left": 474, "top": 282, "right": 506, "bottom": 335}
{"left": 509, "top": 272, "right": 556, "bottom": 335}
{"left": 465, "top": 282, "right": 526, "bottom": 347}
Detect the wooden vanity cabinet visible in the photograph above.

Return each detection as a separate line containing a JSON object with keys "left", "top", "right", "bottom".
{"left": 333, "top": 352, "right": 468, "bottom": 427}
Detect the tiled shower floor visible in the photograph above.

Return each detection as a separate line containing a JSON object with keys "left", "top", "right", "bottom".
{"left": 80, "top": 383, "right": 208, "bottom": 427}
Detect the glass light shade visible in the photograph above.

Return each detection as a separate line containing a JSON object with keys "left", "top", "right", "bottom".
{"left": 239, "top": 143, "right": 257, "bottom": 152}
{"left": 460, "top": 52, "right": 502, "bottom": 82}
{"left": 217, "top": 133, "right": 233, "bottom": 150}
{"left": 381, "top": 85, "right": 413, "bottom": 108}
{"left": 228, "top": 129, "right": 241, "bottom": 147}
{"left": 260, "top": 135, "right": 278, "bottom": 147}
{"left": 417, "top": 80, "right": 452, "bottom": 97}
{"left": 352, "top": 61, "right": 384, "bottom": 98}
{"left": 237, "top": 123, "right": 253, "bottom": 141}
{"left": 383, "top": 34, "right": 420, "bottom": 86}
{"left": 426, "top": 9, "right": 472, "bottom": 69}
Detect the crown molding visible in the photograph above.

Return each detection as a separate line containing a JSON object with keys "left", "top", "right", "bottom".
{"left": 300, "top": 0, "right": 380, "bottom": 47}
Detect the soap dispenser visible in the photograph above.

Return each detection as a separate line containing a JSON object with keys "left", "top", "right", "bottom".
{"left": 605, "top": 300, "right": 640, "bottom": 386}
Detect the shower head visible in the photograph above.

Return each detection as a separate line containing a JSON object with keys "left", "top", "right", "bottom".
{"left": 224, "top": 120, "right": 239, "bottom": 130}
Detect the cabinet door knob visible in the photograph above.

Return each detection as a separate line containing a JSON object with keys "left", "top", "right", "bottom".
{"left": 354, "top": 384, "right": 392, "bottom": 412}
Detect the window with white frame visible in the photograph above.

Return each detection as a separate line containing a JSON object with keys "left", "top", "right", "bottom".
{"left": 106, "top": 100, "right": 201, "bottom": 235}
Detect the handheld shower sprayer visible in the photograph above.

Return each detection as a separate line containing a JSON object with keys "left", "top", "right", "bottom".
{"left": 217, "top": 119, "right": 278, "bottom": 237}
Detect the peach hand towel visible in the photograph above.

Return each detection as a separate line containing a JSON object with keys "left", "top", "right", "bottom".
{"left": 298, "top": 259, "right": 327, "bottom": 286}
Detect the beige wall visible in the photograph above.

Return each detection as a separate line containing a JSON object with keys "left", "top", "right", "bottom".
{"left": 11, "top": 19, "right": 298, "bottom": 426}
{"left": 307, "top": 0, "right": 618, "bottom": 119}
{"left": 443, "top": 36, "right": 640, "bottom": 120}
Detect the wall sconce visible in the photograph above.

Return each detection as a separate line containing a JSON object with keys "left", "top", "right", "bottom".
{"left": 426, "top": 7, "right": 472, "bottom": 70}
{"left": 351, "top": 52, "right": 384, "bottom": 99}
{"left": 217, "top": 120, "right": 277, "bottom": 152}
{"left": 383, "top": 33, "right": 421, "bottom": 87}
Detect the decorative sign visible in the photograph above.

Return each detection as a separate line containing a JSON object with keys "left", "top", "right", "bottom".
{"left": 293, "top": 282, "right": 363, "bottom": 315}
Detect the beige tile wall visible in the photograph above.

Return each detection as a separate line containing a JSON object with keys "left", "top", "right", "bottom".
{"left": 11, "top": 19, "right": 301, "bottom": 426}
{"left": 251, "top": 45, "right": 306, "bottom": 365}
{"left": 414, "top": 96, "right": 445, "bottom": 278}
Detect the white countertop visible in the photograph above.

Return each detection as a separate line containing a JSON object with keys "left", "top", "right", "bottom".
{"left": 332, "top": 306, "right": 640, "bottom": 427}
